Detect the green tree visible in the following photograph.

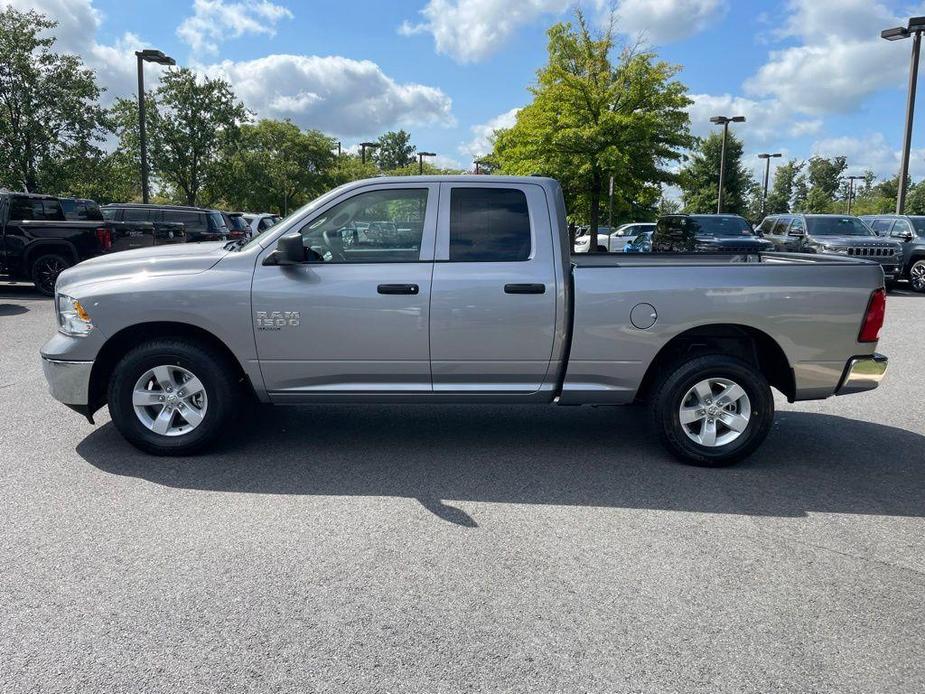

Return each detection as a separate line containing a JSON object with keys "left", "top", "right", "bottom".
{"left": 374, "top": 129, "right": 416, "bottom": 171}
{"left": 676, "top": 131, "right": 753, "bottom": 215}
{"left": 112, "top": 68, "right": 249, "bottom": 206}
{"left": 213, "top": 119, "right": 336, "bottom": 214}
{"left": 0, "top": 7, "right": 107, "bottom": 193}
{"left": 492, "top": 10, "right": 692, "bottom": 249}
{"left": 803, "top": 156, "right": 846, "bottom": 213}
{"left": 330, "top": 153, "right": 379, "bottom": 185}
{"left": 905, "top": 180, "right": 925, "bottom": 215}
{"left": 656, "top": 195, "right": 681, "bottom": 216}
{"left": 792, "top": 174, "right": 809, "bottom": 212}
{"left": 763, "top": 159, "right": 802, "bottom": 214}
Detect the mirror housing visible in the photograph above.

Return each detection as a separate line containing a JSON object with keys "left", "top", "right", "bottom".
{"left": 263, "top": 232, "right": 306, "bottom": 265}
{"left": 894, "top": 230, "right": 915, "bottom": 242}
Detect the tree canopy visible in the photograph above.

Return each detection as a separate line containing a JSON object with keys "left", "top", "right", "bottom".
{"left": 677, "top": 131, "right": 754, "bottom": 215}
{"left": 0, "top": 7, "right": 107, "bottom": 193}
{"left": 491, "top": 10, "right": 693, "bottom": 240}
{"left": 374, "top": 130, "right": 416, "bottom": 171}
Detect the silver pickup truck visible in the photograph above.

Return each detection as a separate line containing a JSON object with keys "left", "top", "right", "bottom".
{"left": 40, "top": 176, "right": 888, "bottom": 466}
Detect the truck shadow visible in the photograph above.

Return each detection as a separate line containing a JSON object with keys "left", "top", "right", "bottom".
{"left": 76, "top": 406, "right": 925, "bottom": 525}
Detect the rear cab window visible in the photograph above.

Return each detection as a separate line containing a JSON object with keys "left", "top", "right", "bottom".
{"left": 448, "top": 187, "right": 532, "bottom": 262}
{"left": 9, "top": 197, "right": 65, "bottom": 221}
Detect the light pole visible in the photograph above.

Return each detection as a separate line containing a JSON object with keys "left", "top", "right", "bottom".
{"left": 709, "top": 115, "right": 746, "bottom": 213}
{"left": 360, "top": 142, "right": 379, "bottom": 165}
{"left": 333, "top": 141, "right": 342, "bottom": 156}
{"left": 135, "top": 49, "right": 175, "bottom": 204}
{"left": 474, "top": 159, "right": 490, "bottom": 174}
{"left": 882, "top": 17, "right": 925, "bottom": 213}
{"left": 846, "top": 175, "right": 865, "bottom": 214}
{"left": 757, "top": 153, "right": 782, "bottom": 216}
{"left": 418, "top": 151, "right": 436, "bottom": 175}
{"left": 607, "top": 175, "right": 614, "bottom": 230}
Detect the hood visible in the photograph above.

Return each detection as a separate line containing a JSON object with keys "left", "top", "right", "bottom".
{"left": 57, "top": 242, "right": 228, "bottom": 293}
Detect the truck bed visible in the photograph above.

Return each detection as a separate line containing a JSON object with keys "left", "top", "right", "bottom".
{"left": 561, "top": 251, "right": 885, "bottom": 405}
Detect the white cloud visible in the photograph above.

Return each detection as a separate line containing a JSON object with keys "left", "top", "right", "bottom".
{"left": 745, "top": 0, "right": 916, "bottom": 115}
{"left": 177, "top": 0, "right": 293, "bottom": 56}
{"left": 687, "top": 93, "right": 821, "bottom": 144}
{"left": 810, "top": 133, "right": 925, "bottom": 180}
{"left": 205, "top": 54, "right": 454, "bottom": 137}
{"left": 9, "top": 0, "right": 150, "bottom": 102}
{"left": 616, "top": 0, "right": 727, "bottom": 44}
{"left": 458, "top": 107, "right": 520, "bottom": 158}
{"left": 399, "top": 0, "right": 721, "bottom": 63}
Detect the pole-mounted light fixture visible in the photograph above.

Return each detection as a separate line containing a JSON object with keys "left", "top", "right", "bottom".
{"left": 135, "top": 49, "right": 176, "bottom": 204}
{"left": 360, "top": 142, "right": 379, "bottom": 165}
{"left": 710, "top": 115, "right": 746, "bottom": 213}
{"left": 417, "top": 151, "right": 436, "bottom": 175}
{"left": 881, "top": 16, "right": 925, "bottom": 213}
{"left": 757, "top": 153, "right": 782, "bottom": 216}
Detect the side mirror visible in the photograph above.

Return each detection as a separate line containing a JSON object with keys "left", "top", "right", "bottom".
{"left": 893, "top": 230, "right": 915, "bottom": 242}
{"left": 263, "top": 232, "right": 306, "bottom": 265}
{"left": 788, "top": 228, "right": 805, "bottom": 237}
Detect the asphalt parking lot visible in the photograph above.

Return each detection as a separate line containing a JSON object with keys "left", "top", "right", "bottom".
{"left": 1, "top": 283, "right": 923, "bottom": 693}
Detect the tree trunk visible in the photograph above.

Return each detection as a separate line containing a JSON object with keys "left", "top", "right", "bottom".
{"left": 588, "top": 169, "right": 601, "bottom": 254}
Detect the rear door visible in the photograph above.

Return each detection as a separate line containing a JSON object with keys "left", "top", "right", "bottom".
{"left": 429, "top": 182, "right": 557, "bottom": 393}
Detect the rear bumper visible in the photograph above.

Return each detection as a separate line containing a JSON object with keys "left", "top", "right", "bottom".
{"left": 41, "top": 356, "right": 93, "bottom": 406}
{"left": 835, "top": 353, "right": 888, "bottom": 395}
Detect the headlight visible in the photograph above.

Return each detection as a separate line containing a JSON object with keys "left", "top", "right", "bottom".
{"left": 56, "top": 294, "right": 93, "bottom": 337}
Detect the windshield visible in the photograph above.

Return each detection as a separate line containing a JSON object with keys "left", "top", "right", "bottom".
{"left": 208, "top": 211, "right": 227, "bottom": 231}
{"left": 805, "top": 216, "right": 874, "bottom": 237}
{"left": 910, "top": 217, "right": 925, "bottom": 236}
{"left": 234, "top": 182, "right": 356, "bottom": 252}
{"left": 689, "top": 216, "right": 754, "bottom": 237}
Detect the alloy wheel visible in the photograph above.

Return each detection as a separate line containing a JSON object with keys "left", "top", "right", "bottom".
{"left": 679, "top": 377, "right": 751, "bottom": 447}
{"left": 132, "top": 365, "right": 208, "bottom": 437}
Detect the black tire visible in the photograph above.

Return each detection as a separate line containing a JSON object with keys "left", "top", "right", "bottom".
{"left": 597, "top": 245, "right": 608, "bottom": 253}
{"left": 909, "top": 259, "right": 925, "bottom": 293}
{"left": 30, "top": 253, "right": 72, "bottom": 296}
{"left": 107, "top": 338, "right": 240, "bottom": 455}
{"left": 650, "top": 354, "right": 774, "bottom": 467}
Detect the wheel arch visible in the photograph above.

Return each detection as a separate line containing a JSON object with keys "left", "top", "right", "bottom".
{"left": 635, "top": 323, "right": 795, "bottom": 404}
{"left": 87, "top": 321, "right": 255, "bottom": 415}
{"left": 22, "top": 240, "right": 79, "bottom": 273}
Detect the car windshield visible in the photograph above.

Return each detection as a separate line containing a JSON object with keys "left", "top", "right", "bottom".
{"left": 910, "top": 217, "right": 925, "bottom": 236}
{"left": 689, "top": 216, "right": 754, "bottom": 237}
{"left": 805, "top": 216, "right": 874, "bottom": 237}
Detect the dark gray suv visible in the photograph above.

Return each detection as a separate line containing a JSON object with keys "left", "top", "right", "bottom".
{"left": 860, "top": 214, "right": 925, "bottom": 292}
{"left": 758, "top": 214, "right": 903, "bottom": 285}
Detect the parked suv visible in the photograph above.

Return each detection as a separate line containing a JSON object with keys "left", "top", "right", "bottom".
{"left": 102, "top": 204, "right": 229, "bottom": 243}
{"left": 758, "top": 214, "right": 903, "bottom": 285}
{"left": 653, "top": 214, "right": 773, "bottom": 253}
{"left": 860, "top": 214, "right": 925, "bottom": 292}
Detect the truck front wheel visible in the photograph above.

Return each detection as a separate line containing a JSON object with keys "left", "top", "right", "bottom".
{"left": 107, "top": 339, "right": 239, "bottom": 455}
{"left": 650, "top": 354, "right": 774, "bottom": 467}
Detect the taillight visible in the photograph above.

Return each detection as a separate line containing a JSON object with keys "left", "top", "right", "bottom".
{"left": 858, "top": 288, "right": 886, "bottom": 343}
{"left": 96, "top": 226, "right": 112, "bottom": 251}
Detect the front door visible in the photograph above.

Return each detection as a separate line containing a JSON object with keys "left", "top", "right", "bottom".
{"left": 428, "top": 182, "right": 558, "bottom": 393}
{"left": 253, "top": 184, "right": 438, "bottom": 397}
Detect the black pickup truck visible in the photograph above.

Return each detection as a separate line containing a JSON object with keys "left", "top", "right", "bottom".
{"left": 0, "top": 192, "right": 186, "bottom": 295}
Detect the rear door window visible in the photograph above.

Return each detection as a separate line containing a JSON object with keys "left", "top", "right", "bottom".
{"left": 122, "top": 208, "right": 153, "bottom": 223}
{"left": 870, "top": 218, "right": 893, "bottom": 235}
{"left": 448, "top": 187, "right": 531, "bottom": 262}
{"left": 163, "top": 211, "right": 206, "bottom": 235}
{"left": 772, "top": 217, "right": 791, "bottom": 235}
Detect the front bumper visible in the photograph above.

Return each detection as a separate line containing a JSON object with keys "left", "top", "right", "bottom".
{"left": 835, "top": 353, "right": 888, "bottom": 395}
{"left": 41, "top": 356, "right": 93, "bottom": 406}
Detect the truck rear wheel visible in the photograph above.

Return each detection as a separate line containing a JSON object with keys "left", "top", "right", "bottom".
{"left": 30, "top": 253, "right": 72, "bottom": 296}
{"left": 107, "top": 339, "right": 239, "bottom": 455}
{"left": 650, "top": 354, "right": 774, "bottom": 467}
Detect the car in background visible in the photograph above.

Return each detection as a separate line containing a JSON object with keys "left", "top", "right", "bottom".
{"left": 623, "top": 229, "right": 653, "bottom": 253}
{"left": 0, "top": 192, "right": 183, "bottom": 295}
{"left": 223, "top": 212, "right": 251, "bottom": 240}
{"left": 607, "top": 222, "right": 656, "bottom": 252}
{"left": 860, "top": 214, "right": 925, "bottom": 292}
{"left": 654, "top": 214, "right": 773, "bottom": 254}
{"left": 103, "top": 204, "right": 229, "bottom": 243}
{"left": 573, "top": 225, "right": 614, "bottom": 253}
{"left": 759, "top": 214, "right": 903, "bottom": 286}
{"left": 243, "top": 212, "right": 281, "bottom": 237}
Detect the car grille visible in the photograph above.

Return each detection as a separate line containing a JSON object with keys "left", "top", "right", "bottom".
{"left": 846, "top": 247, "right": 896, "bottom": 257}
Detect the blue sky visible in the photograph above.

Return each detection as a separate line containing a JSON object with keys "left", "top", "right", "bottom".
{"left": 14, "top": 0, "right": 925, "bottom": 185}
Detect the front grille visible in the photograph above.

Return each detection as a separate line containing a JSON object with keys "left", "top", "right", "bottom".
{"left": 846, "top": 247, "right": 895, "bottom": 257}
